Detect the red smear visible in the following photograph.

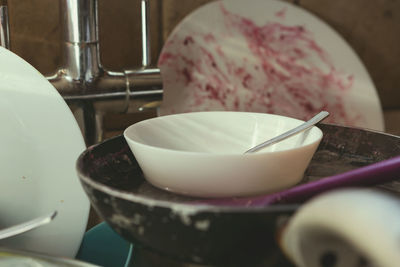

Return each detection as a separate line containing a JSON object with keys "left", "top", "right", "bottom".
{"left": 158, "top": 2, "right": 361, "bottom": 126}
{"left": 158, "top": 52, "right": 175, "bottom": 65}
{"left": 205, "top": 84, "right": 222, "bottom": 104}
{"left": 182, "top": 68, "right": 192, "bottom": 84}
{"left": 242, "top": 74, "right": 252, "bottom": 88}
{"left": 204, "top": 33, "right": 216, "bottom": 43}
{"left": 183, "top": 36, "right": 194, "bottom": 46}
{"left": 275, "top": 7, "right": 287, "bottom": 19}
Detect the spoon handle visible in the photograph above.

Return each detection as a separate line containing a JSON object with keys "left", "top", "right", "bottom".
{"left": 0, "top": 211, "right": 57, "bottom": 240}
{"left": 245, "top": 111, "right": 329, "bottom": 153}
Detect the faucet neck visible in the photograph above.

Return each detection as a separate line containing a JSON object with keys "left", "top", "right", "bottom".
{"left": 61, "top": 0, "right": 101, "bottom": 82}
{"left": 62, "top": 0, "right": 98, "bottom": 43}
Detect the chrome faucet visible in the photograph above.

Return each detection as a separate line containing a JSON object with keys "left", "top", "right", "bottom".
{"left": 1, "top": 0, "right": 162, "bottom": 145}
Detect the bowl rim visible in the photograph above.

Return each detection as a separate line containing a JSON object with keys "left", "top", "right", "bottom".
{"left": 77, "top": 123, "right": 398, "bottom": 214}
{"left": 76, "top": 136, "right": 299, "bottom": 214}
{"left": 123, "top": 111, "right": 324, "bottom": 156}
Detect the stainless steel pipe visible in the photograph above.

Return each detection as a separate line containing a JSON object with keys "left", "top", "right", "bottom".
{"left": 46, "top": 0, "right": 162, "bottom": 145}
{"left": 141, "top": 0, "right": 151, "bottom": 67}
{"left": 1, "top": 0, "right": 162, "bottom": 145}
{"left": 0, "top": 0, "right": 10, "bottom": 49}
{"left": 63, "top": 0, "right": 98, "bottom": 43}
{"left": 49, "top": 0, "right": 162, "bottom": 100}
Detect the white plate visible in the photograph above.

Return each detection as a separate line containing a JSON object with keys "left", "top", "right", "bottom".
{"left": 0, "top": 47, "right": 89, "bottom": 257}
{"left": 158, "top": 0, "right": 384, "bottom": 131}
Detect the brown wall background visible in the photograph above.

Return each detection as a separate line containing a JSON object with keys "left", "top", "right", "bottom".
{"left": 5, "top": 0, "right": 400, "bottom": 139}
{"left": 8, "top": 0, "right": 400, "bottom": 108}
{"left": 6, "top": 0, "right": 400, "bottom": 109}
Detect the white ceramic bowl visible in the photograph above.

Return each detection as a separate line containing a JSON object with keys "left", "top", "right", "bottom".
{"left": 124, "top": 111, "right": 323, "bottom": 198}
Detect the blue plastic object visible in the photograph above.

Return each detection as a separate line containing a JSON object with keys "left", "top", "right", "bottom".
{"left": 76, "top": 222, "right": 133, "bottom": 267}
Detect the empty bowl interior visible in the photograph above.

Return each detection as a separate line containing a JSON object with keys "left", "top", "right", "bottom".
{"left": 124, "top": 112, "right": 322, "bottom": 154}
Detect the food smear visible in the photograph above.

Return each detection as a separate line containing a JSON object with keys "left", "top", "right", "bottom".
{"left": 158, "top": 2, "right": 363, "bottom": 126}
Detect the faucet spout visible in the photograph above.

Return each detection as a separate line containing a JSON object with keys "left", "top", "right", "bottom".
{"left": 50, "top": 0, "right": 102, "bottom": 90}
{"left": 49, "top": 0, "right": 162, "bottom": 101}
{"left": 46, "top": 0, "right": 162, "bottom": 145}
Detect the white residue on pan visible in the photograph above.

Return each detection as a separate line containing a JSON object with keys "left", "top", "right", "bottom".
{"left": 195, "top": 219, "right": 210, "bottom": 231}
{"left": 169, "top": 205, "right": 212, "bottom": 230}
{"left": 170, "top": 203, "right": 203, "bottom": 217}
{"left": 170, "top": 204, "right": 202, "bottom": 226}
{"left": 180, "top": 214, "right": 192, "bottom": 225}
{"left": 81, "top": 172, "right": 218, "bottom": 213}
{"left": 131, "top": 213, "right": 143, "bottom": 225}
{"left": 138, "top": 226, "right": 145, "bottom": 235}
{"left": 110, "top": 214, "right": 132, "bottom": 228}
{"left": 192, "top": 255, "right": 203, "bottom": 263}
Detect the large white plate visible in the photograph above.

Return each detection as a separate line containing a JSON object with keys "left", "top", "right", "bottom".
{"left": 0, "top": 47, "right": 89, "bottom": 257}
{"left": 158, "top": 0, "right": 384, "bottom": 131}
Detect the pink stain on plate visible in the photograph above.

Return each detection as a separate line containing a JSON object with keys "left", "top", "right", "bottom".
{"left": 275, "top": 7, "right": 287, "bottom": 19}
{"left": 158, "top": 2, "right": 363, "bottom": 126}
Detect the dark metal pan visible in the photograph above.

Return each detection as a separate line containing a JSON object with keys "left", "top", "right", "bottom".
{"left": 76, "top": 124, "right": 400, "bottom": 266}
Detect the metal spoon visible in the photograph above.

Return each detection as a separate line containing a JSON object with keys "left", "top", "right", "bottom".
{"left": 245, "top": 111, "right": 329, "bottom": 153}
{"left": 0, "top": 211, "right": 57, "bottom": 240}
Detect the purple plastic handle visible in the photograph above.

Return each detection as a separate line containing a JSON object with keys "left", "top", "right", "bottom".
{"left": 198, "top": 155, "right": 400, "bottom": 206}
